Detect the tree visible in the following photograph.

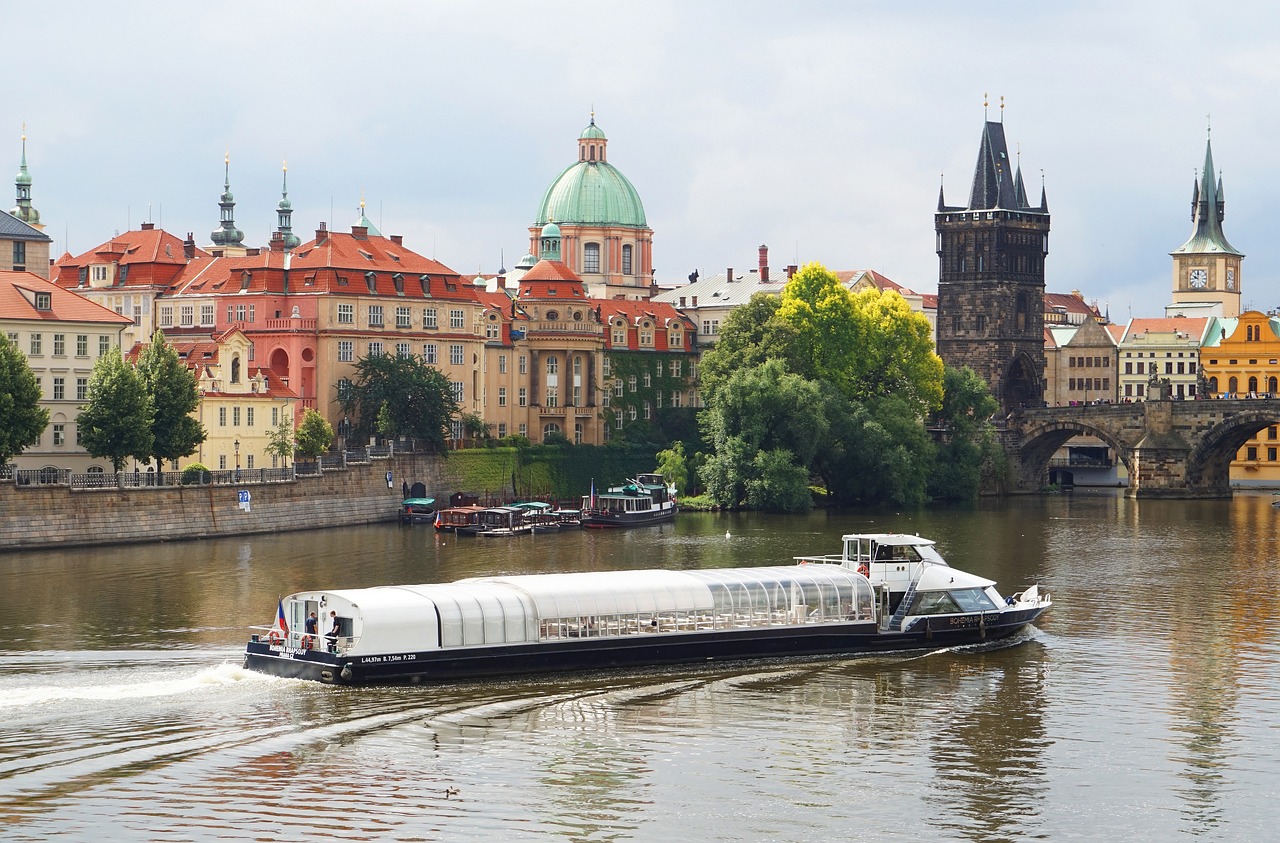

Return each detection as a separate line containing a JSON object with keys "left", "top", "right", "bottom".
{"left": 0, "top": 333, "right": 48, "bottom": 466}
{"left": 266, "top": 415, "right": 295, "bottom": 467}
{"left": 78, "top": 348, "right": 154, "bottom": 473}
{"left": 655, "top": 440, "right": 689, "bottom": 495}
{"left": 339, "top": 353, "right": 459, "bottom": 452}
{"left": 928, "top": 365, "right": 1005, "bottom": 500}
{"left": 135, "top": 330, "right": 205, "bottom": 476}
{"left": 696, "top": 293, "right": 801, "bottom": 405}
{"left": 295, "top": 409, "right": 334, "bottom": 460}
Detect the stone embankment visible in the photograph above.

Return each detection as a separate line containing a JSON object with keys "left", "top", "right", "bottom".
{"left": 0, "top": 454, "right": 447, "bottom": 551}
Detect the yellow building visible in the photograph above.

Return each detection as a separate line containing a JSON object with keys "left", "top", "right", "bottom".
{"left": 1199, "top": 311, "right": 1280, "bottom": 486}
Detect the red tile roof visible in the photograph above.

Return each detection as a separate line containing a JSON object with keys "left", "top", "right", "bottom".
{"left": 53, "top": 227, "right": 209, "bottom": 290}
{"left": 518, "top": 259, "right": 589, "bottom": 301}
{"left": 0, "top": 271, "right": 133, "bottom": 325}
{"left": 1123, "top": 316, "right": 1209, "bottom": 339}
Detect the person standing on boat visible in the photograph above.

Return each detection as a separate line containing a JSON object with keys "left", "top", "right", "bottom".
{"left": 326, "top": 611, "right": 340, "bottom": 649}
{"left": 304, "top": 612, "right": 318, "bottom": 648}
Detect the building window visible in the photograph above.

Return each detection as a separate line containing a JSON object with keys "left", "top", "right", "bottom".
{"left": 423, "top": 307, "right": 438, "bottom": 328}
{"left": 644, "top": 372, "right": 651, "bottom": 388}
{"left": 628, "top": 375, "right": 637, "bottom": 392}
{"left": 498, "top": 387, "right": 507, "bottom": 407}
{"left": 670, "top": 360, "right": 682, "bottom": 378}
{"left": 247, "top": 407, "right": 255, "bottom": 427}
{"left": 518, "top": 387, "right": 527, "bottom": 407}
{"left": 368, "top": 305, "right": 384, "bottom": 327}
{"left": 497, "top": 423, "right": 507, "bottom": 438}
{"left": 602, "top": 357, "right": 611, "bottom": 377}
{"left": 622, "top": 244, "right": 633, "bottom": 275}
{"left": 396, "top": 306, "right": 411, "bottom": 328}
{"left": 29, "top": 333, "right": 41, "bottom": 355}
{"left": 423, "top": 343, "right": 438, "bottom": 364}
{"left": 450, "top": 309, "right": 465, "bottom": 329}
{"left": 671, "top": 391, "right": 682, "bottom": 408}
{"left": 13, "top": 240, "right": 25, "bottom": 269}
{"left": 246, "top": 454, "right": 255, "bottom": 469}
{"left": 53, "top": 334, "right": 65, "bottom": 356}
{"left": 519, "top": 355, "right": 528, "bottom": 374}
{"left": 397, "top": 342, "right": 412, "bottom": 358}
{"left": 53, "top": 377, "right": 65, "bottom": 400}
{"left": 546, "top": 387, "right": 558, "bottom": 407}
{"left": 233, "top": 406, "right": 241, "bottom": 426}
{"left": 235, "top": 304, "right": 246, "bottom": 322}
{"left": 160, "top": 306, "right": 173, "bottom": 328}
{"left": 644, "top": 401, "right": 651, "bottom": 419}
{"left": 670, "top": 329, "right": 683, "bottom": 348}
{"left": 452, "top": 382, "right": 464, "bottom": 403}
{"left": 547, "top": 356, "right": 559, "bottom": 376}
{"left": 368, "top": 341, "right": 384, "bottom": 357}
{"left": 99, "top": 336, "right": 110, "bottom": 356}
{"left": 499, "top": 355, "right": 507, "bottom": 374}
{"left": 628, "top": 406, "right": 637, "bottom": 421}
{"left": 201, "top": 304, "right": 215, "bottom": 325}
{"left": 337, "top": 303, "right": 354, "bottom": 324}
{"left": 219, "top": 407, "right": 227, "bottom": 427}
{"left": 584, "top": 243, "right": 601, "bottom": 274}
{"left": 612, "top": 326, "right": 626, "bottom": 345}
{"left": 639, "top": 326, "right": 654, "bottom": 347}
{"left": 76, "top": 378, "right": 88, "bottom": 401}
{"left": 614, "top": 378, "right": 623, "bottom": 397}
{"left": 219, "top": 455, "right": 227, "bottom": 470}
{"left": 180, "top": 305, "right": 194, "bottom": 326}
{"left": 338, "top": 341, "right": 354, "bottom": 362}
{"left": 449, "top": 344, "right": 464, "bottom": 365}
{"left": 91, "top": 265, "right": 109, "bottom": 283}
{"left": 53, "top": 424, "right": 64, "bottom": 446}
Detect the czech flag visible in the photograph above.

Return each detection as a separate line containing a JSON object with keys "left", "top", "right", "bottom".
{"left": 589, "top": 478, "right": 596, "bottom": 509}
{"left": 273, "top": 600, "right": 289, "bottom": 636}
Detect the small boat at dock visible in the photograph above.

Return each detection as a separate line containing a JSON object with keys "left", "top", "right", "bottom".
{"left": 243, "top": 532, "right": 1052, "bottom": 685}
{"left": 580, "top": 473, "right": 677, "bottom": 529}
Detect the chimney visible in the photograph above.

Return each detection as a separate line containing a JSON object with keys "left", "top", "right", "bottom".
{"left": 246, "top": 247, "right": 260, "bottom": 257}
{"left": 316, "top": 222, "right": 328, "bottom": 245}
{"left": 691, "top": 296, "right": 698, "bottom": 307}
{"left": 141, "top": 222, "right": 155, "bottom": 231}
{"left": 679, "top": 296, "right": 686, "bottom": 308}
{"left": 726, "top": 267, "right": 734, "bottom": 282}
{"left": 390, "top": 234, "right": 403, "bottom": 246}
{"left": 786, "top": 264, "right": 798, "bottom": 279}
{"left": 352, "top": 225, "right": 369, "bottom": 240}
{"left": 270, "top": 231, "right": 284, "bottom": 250}
{"left": 758, "top": 244, "right": 769, "bottom": 282}
{"left": 183, "top": 232, "right": 195, "bottom": 259}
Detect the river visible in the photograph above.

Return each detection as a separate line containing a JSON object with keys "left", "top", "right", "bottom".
{"left": 3, "top": 491, "right": 1278, "bottom": 842}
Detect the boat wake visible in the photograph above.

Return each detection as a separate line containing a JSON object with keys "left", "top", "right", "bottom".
{"left": 0, "top": 661, "right": 280, "bottom": 709}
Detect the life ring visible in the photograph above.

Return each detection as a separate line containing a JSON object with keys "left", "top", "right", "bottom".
{"left": 857, "top": 564, "right": 870, "bottom": 578}
{"left": 267, "top": 630, "right": 282, "bottom": 645}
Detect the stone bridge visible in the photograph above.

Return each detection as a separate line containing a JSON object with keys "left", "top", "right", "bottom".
{"left": 1002, "top": 397, "right": 1280, "bottom": 498}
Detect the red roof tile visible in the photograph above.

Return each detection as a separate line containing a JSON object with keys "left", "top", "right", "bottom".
{"left": 0, "top": 271, "right": 133, "bottom": 325}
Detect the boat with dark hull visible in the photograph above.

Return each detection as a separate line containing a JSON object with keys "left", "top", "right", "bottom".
{"left": 243, "top": 533, "right": 1052, "bottom": 685}
{"left": 579, "top": 473, "right": 677, "bottom": 529}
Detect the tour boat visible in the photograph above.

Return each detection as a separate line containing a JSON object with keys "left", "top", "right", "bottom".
{"left": 434, "top": 505, "right": 486, "bottom": 532}
{"left": 579, "top": 473, "right": 678, "bottom": 529}
{"left": 242, "top": 533, "right": 1052, "bottom": 685}
{"left": 397, "top": 497, "right": 437, "bottom": 524}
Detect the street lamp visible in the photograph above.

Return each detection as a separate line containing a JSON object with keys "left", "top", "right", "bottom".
{"left": 234, "top": 439, "right": 241, "bottom": 476}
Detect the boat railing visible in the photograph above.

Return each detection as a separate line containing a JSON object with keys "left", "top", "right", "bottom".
{"left": 248, "top": 626, "right": 353, "bottom": 655}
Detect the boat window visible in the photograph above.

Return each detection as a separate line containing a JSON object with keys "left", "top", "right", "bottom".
{"left": 910, "top": 591, "right": 962, "bottom": 615}
{"left": 949, "top": 588, "right": 998, "bottom": 612}
{"left": 875, "top": 543, "right": 923, "bottom": 563}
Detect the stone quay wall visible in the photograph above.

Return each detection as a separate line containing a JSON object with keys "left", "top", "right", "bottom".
{"left": 0, "top": 454, "right": 449, "bottom": 551}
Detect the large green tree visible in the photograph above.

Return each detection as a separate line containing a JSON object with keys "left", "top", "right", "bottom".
{"left": 339, "top": 353, "right": 459, "bottom": 452}
{"left": 135, "top": 330, "right": 205, "bottom": 476}
{"left": 0, "top": 333, "right": 49, "bottom": 466}
{"left": 295, "top": 408, "right": 334, "bottom": 459}
{"left": 928, "top": 365, "right": 1005, "bottom": 500}
{"left": 78, "top": 348, "right": 154, "bottom": 473}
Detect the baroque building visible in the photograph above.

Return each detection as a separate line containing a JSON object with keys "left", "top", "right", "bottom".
{"left": 936, "top": 113, "right": 1050, "bottom": 413}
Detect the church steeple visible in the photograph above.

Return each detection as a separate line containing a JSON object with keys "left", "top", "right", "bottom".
{"left": 577, "top": 111, "right": 608, "bottom": 163}
{"left": 1170, "top": 127, "right": 1244, "bottom": 317}
{"left": 276, "top": 161, "right": 300, "bottom": 251}
{"left": 1174, "top": 130, "right": 1239, "bottom": 256}
{"left": 210, "top": 152, "right": 245, "bottom": 247}
{"left": 11, "top": 125, "right": 41, "bottom": 228}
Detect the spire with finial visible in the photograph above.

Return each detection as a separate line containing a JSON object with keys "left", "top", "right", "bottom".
{"left": 210, "top": 151, "right": 244, "bottom": 246}
{"left": 276, "top": 160, "right": 300, "bottom": 251}
{"left": 1171, "top": 122, "right": 1240, "bottom": 257}
{"left": 354, "top": 193, "right": 381, "bottom": 236}
{"left": 11, "top": 123, "right": 41, "bottom": 227}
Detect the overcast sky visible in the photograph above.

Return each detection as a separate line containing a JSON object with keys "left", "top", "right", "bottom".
{"left": 10, "top": 1, "right": 1280, "bottom": 320}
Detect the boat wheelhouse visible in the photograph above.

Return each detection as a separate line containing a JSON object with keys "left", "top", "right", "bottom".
{"left": 580, "top": 473, "right": 677, "bottom": 529}
{"left": 244, "top": 532, "right": 1052, "bottom": 685}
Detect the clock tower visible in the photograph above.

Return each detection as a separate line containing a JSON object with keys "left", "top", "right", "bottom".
{"left": 1170, "top": 130, "right": 1243, "bottom": 317}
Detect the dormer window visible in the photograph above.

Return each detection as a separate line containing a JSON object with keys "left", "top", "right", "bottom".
{"left": 393, "top": 273, "right": 404, "bottom": 295}
{"left": 419, "top": 274, "right": 432, "bottom": 296}
{"left": 365, "top": 271, "right": 377, "bottom": 294}
{"left": 35, "top": 292, "right": 52, "bottom": 311}
{"left": 240, "top": 270, "right": 252, "bottom": 291}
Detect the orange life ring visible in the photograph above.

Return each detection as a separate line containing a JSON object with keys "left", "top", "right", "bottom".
{"left": 857, "top": 564, "right": 870, "bottom": 578}
{"left": 267, "top": 630, "right": 282, "bottom": 645}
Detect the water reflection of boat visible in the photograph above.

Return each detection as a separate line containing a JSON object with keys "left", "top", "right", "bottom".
{"left": 243, "top": 532, "right": 1052, "bottom": 685}
{"left": 580, "top": 473, "right": 677, "bottom": 529}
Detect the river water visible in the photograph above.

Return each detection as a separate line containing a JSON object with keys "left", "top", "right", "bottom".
{"left": 3, "top": 491, "right": 1278, "bottom": 842}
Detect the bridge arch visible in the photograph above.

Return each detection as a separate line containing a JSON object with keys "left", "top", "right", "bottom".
{"left": 1013, "top": 420, "right": 1133, "bottom": 490}
{"left": 1186, "top": 410, "right": 1280, "bottom": 494}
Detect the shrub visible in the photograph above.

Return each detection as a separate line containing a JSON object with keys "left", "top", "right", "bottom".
{"left": 182, "top": 463, "right": 211, "bottom": 485}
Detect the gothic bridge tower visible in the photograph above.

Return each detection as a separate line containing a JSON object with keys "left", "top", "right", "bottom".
{"left": 936, "top": 106, "right": 1050, "bottom": 413}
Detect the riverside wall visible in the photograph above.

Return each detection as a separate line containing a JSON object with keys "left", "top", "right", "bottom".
{"left": 0, "top": 454, "right": 449, "bottom": 551}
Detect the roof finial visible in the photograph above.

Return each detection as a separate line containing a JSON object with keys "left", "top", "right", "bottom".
{"left": 983, "top": 91, "right": 988, "bottom": 119}
{"left": 590, "top": 105, "right": 595, "bottom": 125}
{"left": 1000, "top": 95, "right": 1005, "bottom": 122}
{"left": 1207, "top": 113, "right": 1212, "bottom": 138}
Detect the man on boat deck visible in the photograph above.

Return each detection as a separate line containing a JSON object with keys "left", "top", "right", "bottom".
{"left": 327, "top": 611, "right": 340, "bottom": 647}
{"left": 304, "top": 612, "right": 318, "bottom": 647}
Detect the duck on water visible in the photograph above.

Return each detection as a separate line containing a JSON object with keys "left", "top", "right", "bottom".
{"left": 243, "top": 533, "right": 1052, "bottom": 685}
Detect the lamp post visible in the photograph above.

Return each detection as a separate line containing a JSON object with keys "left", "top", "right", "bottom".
{"left": 234, "top": 438, "right": 241, "bottom": 480}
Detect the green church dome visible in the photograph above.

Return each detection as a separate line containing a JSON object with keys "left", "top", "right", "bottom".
{"left": 580, "top": 121, "right": 607, "bottom": 140}
{"left": 535, "top": 160, "right": 647, "bottom": 228}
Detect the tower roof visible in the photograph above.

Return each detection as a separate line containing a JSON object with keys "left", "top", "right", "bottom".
{"left": 536, "top": 118, "right": 648, "bottom": 228}
{"left": 938, "top": 118, "right": 1046, "bottom": 214}
{"left": 1171, "top": 133, "right": 1242, "bottom": 257}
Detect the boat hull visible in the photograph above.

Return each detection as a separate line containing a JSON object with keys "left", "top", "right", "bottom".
{"left": 243, "top": 606, "right": 1047, "bottom": 686}
{"left": 579, "top": 506, "right": 677, "bottom": 529}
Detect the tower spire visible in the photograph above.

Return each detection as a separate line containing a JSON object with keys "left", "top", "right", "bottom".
{"left": 210, "top": 151, "right": 245, "bottom": 247}
{"left": 276, "top": 160, "right": 300, "bottom": 251}
{"left": 11, "top": 123, "right": 41, "bottom": 227}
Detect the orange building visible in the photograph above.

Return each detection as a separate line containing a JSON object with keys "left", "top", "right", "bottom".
{"left": 1200, "top": 311, "right": 1280, "bottom": 486}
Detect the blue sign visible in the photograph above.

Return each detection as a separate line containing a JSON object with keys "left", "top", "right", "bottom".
{"left": 238, "top": 490, "right": 251, "bottom": 504}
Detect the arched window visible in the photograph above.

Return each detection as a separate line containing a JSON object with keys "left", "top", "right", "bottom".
{"left": 231, "top": 356, "right": 241, "bottom": 384}
{"left": 589, "top": 145, "right": 596, "bottom": 161}
{"left": 1269, "top": 377, "right": 1277, "bottom": 394}
{"left": 622, "top": 244, "right": 633, "bottom": 275}
{"left": 543, "top": 422, "right": 561, "bottom": 441}
{"left": 1209, "top": 376, "right": 1219, "bottom": 393}
{"left": 1249, "top": 376, "right": 1259, "bottom": 394}
{"left": 574, "top": 423, "right": 583, "bottom": 444}
{"left": 546, "top": 356, "right": 559, "bottom": 376}
{"left": 583, "top": 243, "right": 601, "bottom": 274}
{"left": 1229, "top": 376, "right": 1239, "bottom": 394}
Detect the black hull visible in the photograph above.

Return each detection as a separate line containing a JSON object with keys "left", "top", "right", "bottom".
{"left": 244, "top": 607, "right": 1047, "bottom": 686}
{"left": 580, "top": 508, "right": 677, "bottom": 529}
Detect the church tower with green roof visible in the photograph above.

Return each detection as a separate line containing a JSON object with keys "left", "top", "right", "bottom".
{"left": 529, "top": 115, "right": 654, "bottom": 300}
{"left": 1170, "top": 128, "right": 1243, "bottom": 318}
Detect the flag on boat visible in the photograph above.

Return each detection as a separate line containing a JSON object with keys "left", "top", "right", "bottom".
{"left": 590, "top": 478, "right": 596, "bottom": 509}
{"left": 273, "top": 600, "right": 289, "bottom": 635}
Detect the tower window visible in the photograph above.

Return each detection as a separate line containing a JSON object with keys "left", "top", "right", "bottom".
{"left": 583, "top": 243, "right": 601, "bottom": 274}
{"left": 622, "top": 244, "right": 633, "bottom": 275}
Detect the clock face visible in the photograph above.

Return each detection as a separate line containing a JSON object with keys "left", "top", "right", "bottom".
{"left": 1227, "top": 269, "right": 1236, "bottom": 289}
{"left": 1189, "top": 269, "right": 1208, "bottom": 289}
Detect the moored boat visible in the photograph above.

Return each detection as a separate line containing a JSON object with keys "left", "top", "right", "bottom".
{"left": 398, "top": 497, "right": 437, "bottom": 524}
{"left": 434, "top": 505, "right": 486, "bottom": 532}
{"left": 243, "top": 532, "right": 1052, "bottom": 685}
{"left": 580, "top": 473, "right": 677, "bottom": 529}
